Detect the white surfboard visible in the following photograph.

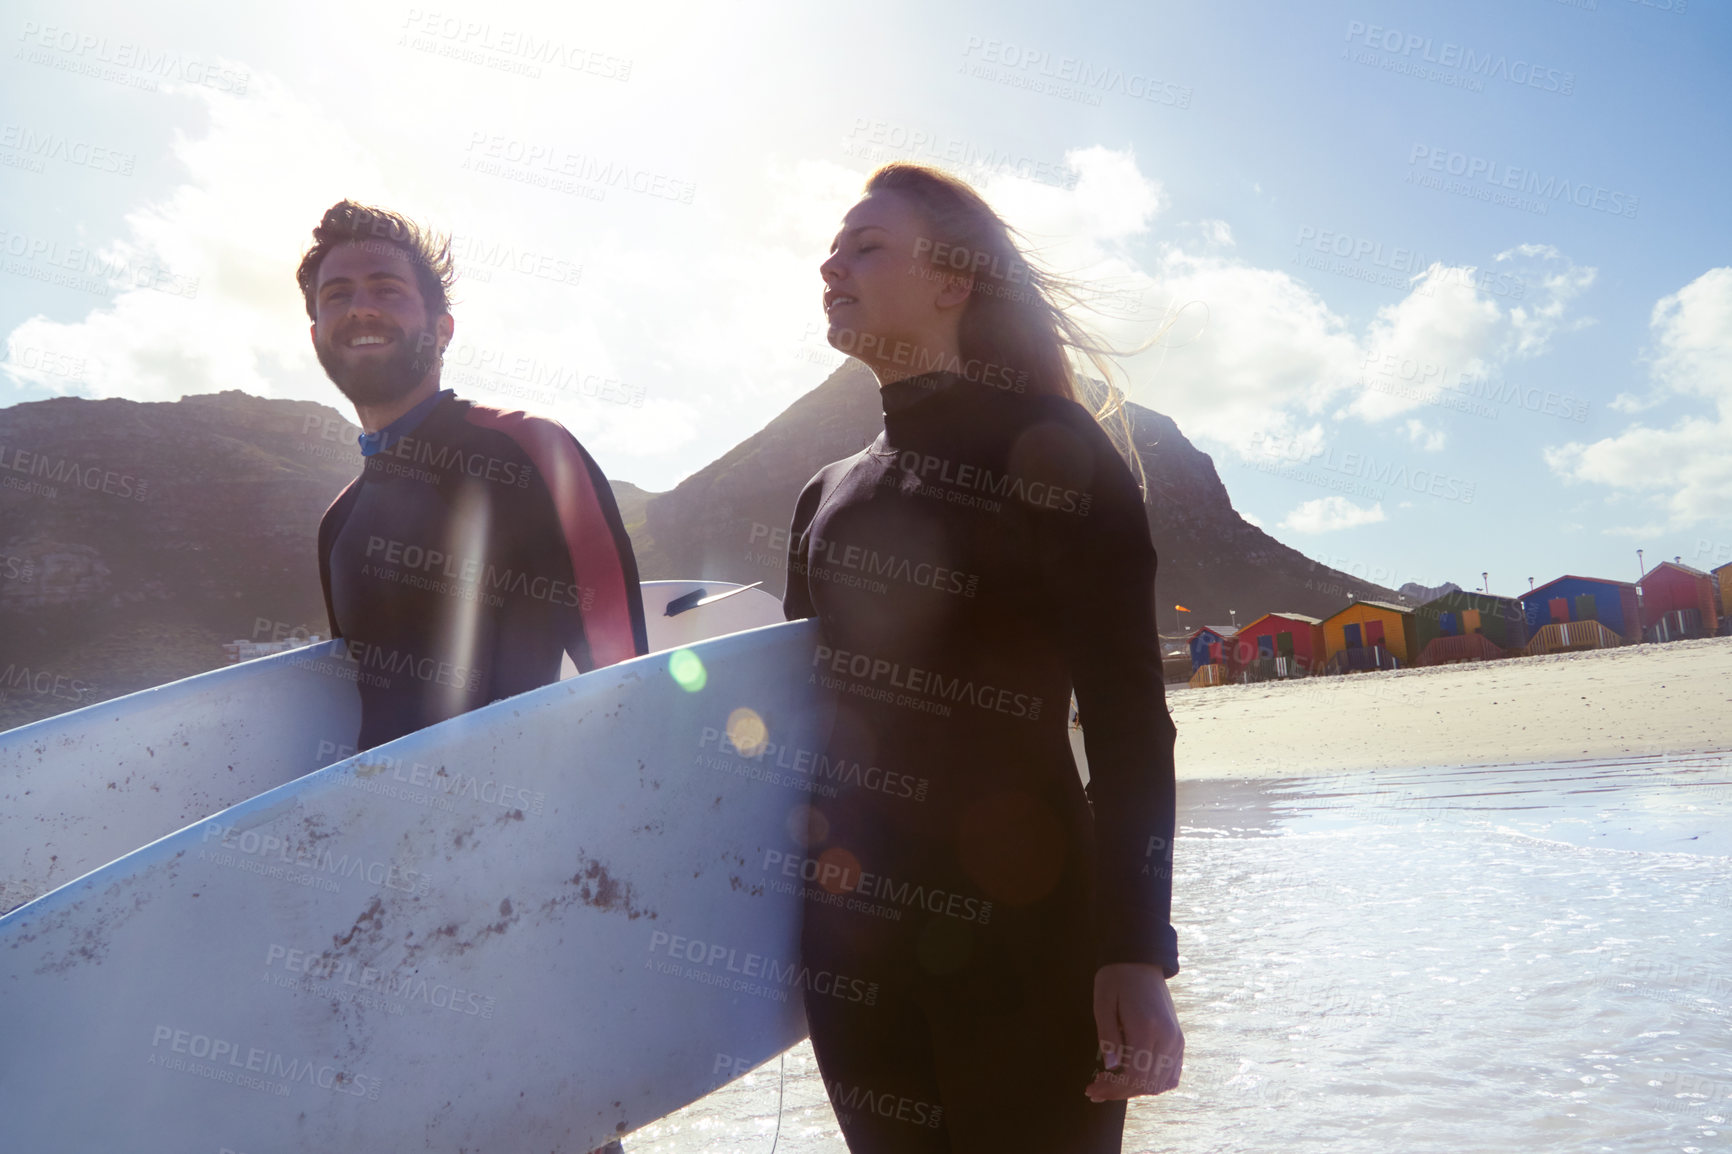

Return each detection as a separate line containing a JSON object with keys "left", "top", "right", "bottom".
{"left": 0, "top": 619, "right": 824, "bottom": 1153}
{"left": 0, "top": 580, "right": 784, "bottom": 914}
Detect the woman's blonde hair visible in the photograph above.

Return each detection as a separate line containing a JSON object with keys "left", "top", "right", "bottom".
{"left": 864, "top": 162, "right": 1167, "bottom": 471}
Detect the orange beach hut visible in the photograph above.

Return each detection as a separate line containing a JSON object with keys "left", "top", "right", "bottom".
{"left": 1320, "top": 600, "right": 1416, "bottom": 673}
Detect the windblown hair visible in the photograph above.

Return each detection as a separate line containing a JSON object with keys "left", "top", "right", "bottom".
{"left": 295, "top": 200, "right": 456, "bottom": 322}
{"left": 863, "top": 163, "right": 1120, "bottom": 411}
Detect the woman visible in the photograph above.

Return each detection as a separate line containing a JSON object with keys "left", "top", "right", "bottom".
{"left": 783, "top": 163, "right": 1184, "bottom": 1153}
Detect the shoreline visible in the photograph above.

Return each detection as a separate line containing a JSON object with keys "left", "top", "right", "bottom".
{"left": 1168, "top": 634, "right": 1732, "bottom": 780}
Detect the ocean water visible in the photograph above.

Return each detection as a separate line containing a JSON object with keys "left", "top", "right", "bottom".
{"left": 624, "top": 752, "right": 1732, "bottom": 1153}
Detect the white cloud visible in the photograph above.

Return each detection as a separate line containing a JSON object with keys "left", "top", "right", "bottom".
{"left": 0, "top": 70, "right": 1600, "bottom": 496}
{"left": 1, "top": 73, "right": 389, "bottom": 404}
{"left": 1401, "top": 418, "right": 1447, "bottom": 451}
{"left": 1278, "top": 496, "right": 1387, "bottom": 533}
{"left": 1545, "top": 267, "right": 1732, "bottom": 528}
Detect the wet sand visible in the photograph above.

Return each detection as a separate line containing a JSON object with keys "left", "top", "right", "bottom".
{"left": 1169, "top": 634, "right": 1732, "bottom": 779}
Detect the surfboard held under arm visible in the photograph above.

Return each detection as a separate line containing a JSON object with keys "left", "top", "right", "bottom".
{"left": 0, "top": 580, "right": 783, "bottom": 913}
{"left": 0, "top": 618, "right": 821, "bottom": 1152}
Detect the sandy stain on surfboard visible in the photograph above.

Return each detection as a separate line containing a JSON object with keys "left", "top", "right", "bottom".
{"left": 14, "top": 872, "right": 155, "bottom": 975}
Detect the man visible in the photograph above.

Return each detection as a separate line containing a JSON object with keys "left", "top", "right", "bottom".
{"left": 301, "top": 199, "right": 646, "bottom": 752}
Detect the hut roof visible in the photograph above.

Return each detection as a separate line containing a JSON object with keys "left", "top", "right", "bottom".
{"left": 1418, "top": 589, "right": 1524, "bottom": 609}
{"left": 1320, "top": 599, "right": 1412, "bottom": 624}
{"left": 1242, "top": 611, "right": 1322, "bottom": 630}
{"left": 1356, "top": 599, "right": 1413, "bottom": 614}
{"left": 1641, "top": 560, "right": 1712, "bottom": 581}
{"left": 1527, "top": 574, "right": 1638, "bottom": 599}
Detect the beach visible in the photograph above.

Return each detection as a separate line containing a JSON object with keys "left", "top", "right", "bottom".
{"left": 1169, "top": 634, "right": 1732, "bottom": 778}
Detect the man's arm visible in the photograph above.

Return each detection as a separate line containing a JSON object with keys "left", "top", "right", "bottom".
{"left": 315, "top": 479, "right": 363, "bottom": 640}
{"left": 462, "top": 408, "right": 647, "bottom": 669}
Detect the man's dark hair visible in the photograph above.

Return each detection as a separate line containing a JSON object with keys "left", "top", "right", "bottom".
{"left": 296, "top": 200, "right": 456, "bottom": 321}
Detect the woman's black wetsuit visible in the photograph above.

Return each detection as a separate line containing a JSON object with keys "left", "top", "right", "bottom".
{"left": 783, "top": 370, "right": 1179, "bottom": 1154}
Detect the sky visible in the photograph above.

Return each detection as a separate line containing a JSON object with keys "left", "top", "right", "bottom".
{"left": 2, "top": 0, "right": 1729, "bottom": 597}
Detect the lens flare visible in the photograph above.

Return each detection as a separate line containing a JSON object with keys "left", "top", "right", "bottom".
{"left": 669, "top": 648, "right": 707, "bottom": 692}
{"left": 726, "top": 707, "right": 768, "bottom": 755}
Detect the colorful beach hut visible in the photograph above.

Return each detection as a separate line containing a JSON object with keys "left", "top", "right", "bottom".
{"left": 1412, "top": 590, "right": 1528, "bottom": 665}
{"left": 1320, "top": 600, "right": 1415, "bottom": 673}
{"left": 1228, "top": 612, "right": 1324, "bottom": 680}
{"left": 1187, "top": 625, "right": 1237, "bottom": 673}
{"left": 1520, "top": 575, "right": 1640, "bottom": 643}
{"left": 1639, "top": 561, "right": 1721, "bottom": 641}
{"left": 1717, "top": 562, "right": 1732, "bottom": 634}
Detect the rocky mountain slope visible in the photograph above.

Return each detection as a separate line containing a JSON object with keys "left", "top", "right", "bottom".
{"left": 1, "top": 371, "right": 1401, "bottom": 726}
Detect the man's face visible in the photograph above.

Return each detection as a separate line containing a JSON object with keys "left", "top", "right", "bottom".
{"left": 310, "top": 241, "right": 451, "bottom": 406}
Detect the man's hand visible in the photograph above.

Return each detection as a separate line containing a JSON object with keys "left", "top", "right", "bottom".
{"left": 1086, "top": 962, "right": 1183, "bottom": 1101}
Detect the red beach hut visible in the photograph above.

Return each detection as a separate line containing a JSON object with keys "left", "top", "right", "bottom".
{"left": 1228, "top": 612, "right": 1324, "bottom": 680}
{"left": 1639, "top": 560, "right": 1721, "bottom": 640}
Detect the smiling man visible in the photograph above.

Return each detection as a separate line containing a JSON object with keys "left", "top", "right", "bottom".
{"left": 299, "top": 200, "right": 646, "bottom": 755}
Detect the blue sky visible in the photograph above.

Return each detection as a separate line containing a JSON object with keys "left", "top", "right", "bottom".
{"left": 2, "top": 0, "right": 1728, "bottom": 595}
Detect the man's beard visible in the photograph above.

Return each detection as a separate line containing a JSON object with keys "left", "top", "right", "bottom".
{"left": 315, "top": 318, "right": 442, "bottom": 406}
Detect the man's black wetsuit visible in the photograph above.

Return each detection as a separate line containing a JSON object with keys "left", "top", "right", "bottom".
{"left": 318, "top": 390, "right": 647, "bottom": 751}
{"left": 783, "top": 371, "right": 1178, "bottom": 1154}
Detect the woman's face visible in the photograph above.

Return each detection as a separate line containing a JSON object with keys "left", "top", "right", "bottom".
{"left": 819, "top": 190, "right": 964, "bottom": 366}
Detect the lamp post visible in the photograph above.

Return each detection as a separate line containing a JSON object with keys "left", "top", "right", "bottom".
{"left": 1482, "top": 571, "right": 1489, "bottom": 594}
{"left": 1637, "top": 549, "right": 1645, "bottom": 579}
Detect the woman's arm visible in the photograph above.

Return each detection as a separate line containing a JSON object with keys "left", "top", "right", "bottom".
{"left": 1052, "top": 423, "right": 1179, "bottom": 975}
{"left": 1045, "top": 411, "right": 1184, "bottom": 1099}
{"left": 782, "top": 471, "right": 827, "bottom": 621}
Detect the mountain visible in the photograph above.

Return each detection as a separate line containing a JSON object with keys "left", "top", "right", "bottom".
{"left": 0, "top": 371, "right": 1402, "bottom": 727}
{"left": 1398, "top": 580, "right": 1461, "bottom": 603}
{"left": 635, "top": 361, "right": 1404, "bottom": 629}
{"left": 0, "top": 390, "right": 359, "bottom": 728}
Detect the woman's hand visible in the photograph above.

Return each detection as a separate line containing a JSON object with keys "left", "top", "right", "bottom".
{"left": 1086, "top": 962, "right": 1183, "bottom": 1101}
